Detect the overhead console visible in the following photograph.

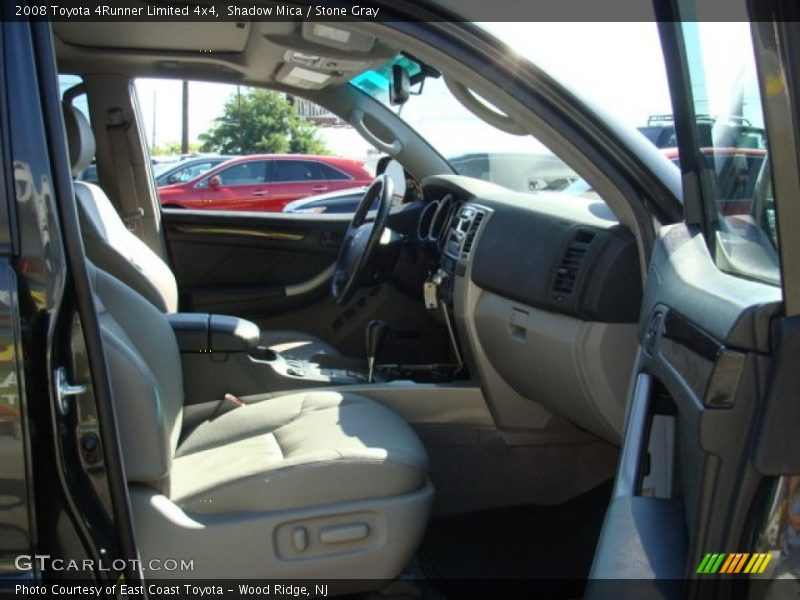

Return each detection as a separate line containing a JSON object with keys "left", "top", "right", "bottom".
{"left": 262, "top": 22, "right": 394, "bottom": 90}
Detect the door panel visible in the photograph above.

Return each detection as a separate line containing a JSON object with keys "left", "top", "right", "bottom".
{"left": 590, "top": 1, "right": 798, "bottom": 592}
{"left": 160, "top": 203, "right": 438, "bottom": 362}
{"left": 641, "top": 225, "right": 777, "bottom": 549}
{"left": 162, "top": 209, "right": 348, "bottom": 317}
{"left": 590, "top": 223, "right": 781, "bottom": 593}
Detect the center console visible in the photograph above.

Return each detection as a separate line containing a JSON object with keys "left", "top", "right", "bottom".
{"left": 167, "top": 313, "right": 369, "bottom": 406}
{"left": 168, "top": 310, "right": 464, "bottom": 405}
{"left": 415, "top": 204, "right": 490, "bottom": 377}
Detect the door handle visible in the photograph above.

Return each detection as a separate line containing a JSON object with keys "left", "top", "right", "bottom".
{"left": 252, "top": 190, "right": 268, "bottom": 197}
{"left": 312, "top": 186, "right": 328, "bottom": 193}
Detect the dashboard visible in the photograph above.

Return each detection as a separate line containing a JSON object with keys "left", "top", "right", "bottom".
{"left": 416, "top": 175, "right": 643, "bottom": 443}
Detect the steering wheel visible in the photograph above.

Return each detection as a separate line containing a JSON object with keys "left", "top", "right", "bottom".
{"left": 332, "top": 174, "right": 394, "bottom": 305}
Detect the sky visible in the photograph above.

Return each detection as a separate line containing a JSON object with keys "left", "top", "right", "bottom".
{"left": 131, "top": 21, "right": 757, "bottom": 159}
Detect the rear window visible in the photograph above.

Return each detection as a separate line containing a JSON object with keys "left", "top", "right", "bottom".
{"left": 317, "top": 163, "right": 351, "bottom": 181}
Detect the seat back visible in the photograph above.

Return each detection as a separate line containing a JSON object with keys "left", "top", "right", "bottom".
{"left": 89, "top": 262, "right": 184, "bottom": 493}
{"left": 63, "top": 104, "right": 179, "bottom": 313}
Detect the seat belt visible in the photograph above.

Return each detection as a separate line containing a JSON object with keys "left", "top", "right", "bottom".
{"left": 105, "top": 107, "right": 144, "bottom": 230}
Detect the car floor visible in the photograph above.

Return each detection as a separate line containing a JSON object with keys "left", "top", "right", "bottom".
{"left": 360, "top": 480, "right": 613, "bottom": 600}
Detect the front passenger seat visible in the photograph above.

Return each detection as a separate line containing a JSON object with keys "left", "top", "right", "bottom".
{"left": 63, "top": 103, "right": 338, "bottom": 362}
{"left": 89, "top": 262, "right": 433, "bottom": 581}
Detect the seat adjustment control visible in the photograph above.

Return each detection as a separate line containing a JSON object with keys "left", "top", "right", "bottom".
{"left": 319, "top": 522, "right": 370, "bottom": 545}
{"left": 291, "top": 526, "right": 308, "bottom": 552}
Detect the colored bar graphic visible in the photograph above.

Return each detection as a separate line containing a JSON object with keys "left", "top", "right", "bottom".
{"left": 726, "top": 553, "right": 741, "bottom": 574}
{"left": 719, "top": 554, "right": 735, "bottom": 574}
{"left": 744, "top": 554, "right": 761, "bottom": 574}
{"left": 734, "top": 553, "right": 750, "bottom": 573}
{"left": 696, "top": 553, "right": 713, "bottom": 574}
{"left": 698, "top": 552, "right": 773, "bottom": 575}
{"left": 711, "top": 554, "right": 726, "bottom": 573}
{"left": 700, "top": 554, "right": 720, "bottom": 574}
{"left": 758, "top": 554, "right": 772, "bottom": 574}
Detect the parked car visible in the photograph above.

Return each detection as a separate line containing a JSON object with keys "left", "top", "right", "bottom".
{"left": 448, "top": 151, "right": 579, "bottom": 192}
{"left": 566, "top": 146, "right": 767, "bottom": 216}
{"left": 158, "top": 154, "right": 373, "bottom": 211}
{"left": 153, "top": 155, "right": 236, "bottom": 187}
{"left": 74, "top": 161, "right": 98, "bottom": 184}
{"left": 662, "top": 146, "right": 767, "bottom": 215}
{"left": 638, "top": 113, "right": 767, "bottom": 150}
{"left": 77, "top": 155, "right": 213, "bottom": 186}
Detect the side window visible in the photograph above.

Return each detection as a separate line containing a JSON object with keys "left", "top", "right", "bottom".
{"left": 675, "top": 21, "right": 778, "bottom": 285}
{"left": 272, "top": 160, "right": 324, "bottom": 182}
{"left": 169, "top": 162, "right": 215, "bottom": 184}
{"left": 135, "top": 78, "right": 361, "bottom": 214}
{"left": 213, "top": 161, "right": 266, "bottom": 186}
{"left": 316, "top": 163, "right": 351, "bottom": 181}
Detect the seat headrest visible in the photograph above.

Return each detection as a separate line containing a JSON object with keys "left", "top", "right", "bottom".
{"left": 63, "top": 103, "right": 95, "bottom": 176}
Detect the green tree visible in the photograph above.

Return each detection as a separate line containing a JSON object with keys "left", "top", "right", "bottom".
{"left": 151, "top": 140, "right": 200, "bottom": 156}
{"left": 199, "top": 89, "right": 329, "bottom": 155}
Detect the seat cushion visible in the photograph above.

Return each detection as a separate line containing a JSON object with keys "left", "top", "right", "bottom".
{"left": 170, "top": 391, "right": 428, "bottom": 514}
{"left": 259, "top": 330, "right": 339, "bottom": 361}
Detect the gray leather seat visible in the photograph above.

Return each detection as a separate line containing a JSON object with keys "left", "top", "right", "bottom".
{"left": 63, "top": 104, "right": 337, "bottom": 362}
{"left": 172, "top": 390, "right": 428, "bottom": 514}
{"left": 89, "top": 263, "right": 432, "bottom": 580}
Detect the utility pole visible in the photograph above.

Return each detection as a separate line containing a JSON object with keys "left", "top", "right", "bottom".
{"left": 151, "top": 89, "right": 157, "bottom": 152}
{"left": 181, "top": 80, "right": 189, "bottom": 155}
{"left": 237, "top": 85, "right": 243, "bottom": 154}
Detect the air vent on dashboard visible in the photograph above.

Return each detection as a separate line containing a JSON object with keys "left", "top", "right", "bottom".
{"left": 552, "top": 229, "right": 596, "bottom": 296}
{"left": 461, "top": 211, "right": 485, "bottom": 257}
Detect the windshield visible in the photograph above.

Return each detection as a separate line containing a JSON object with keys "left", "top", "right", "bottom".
{"left": 348, "top": 25, "right": 676, "bottom": 196}
{"left": 351, "top": 57, "right": 579, "bottom": 194}
{"left": 153, "top": 163, "right": 175, "bottom": 177}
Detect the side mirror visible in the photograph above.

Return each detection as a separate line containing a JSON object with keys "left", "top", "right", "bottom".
{"left": 209, "top": 175, "right": 222, "bottom": 189}
{"left": 390, "top": 64, "right": 410, "bottom": 106}
{"left": 167, "top": 174, "right": 179, "bottom": 185}
{"left": 382, "top": 159, "right": 407, "bottom": 201}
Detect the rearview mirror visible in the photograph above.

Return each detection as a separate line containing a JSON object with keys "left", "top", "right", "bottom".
{"left": 390, "top": 65, "right": 410, "bottom": 106}
{"left": 209, "top": 175, "right": 222, "bottom": 189}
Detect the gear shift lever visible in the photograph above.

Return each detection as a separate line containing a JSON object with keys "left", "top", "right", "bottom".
{"left": 366, "top": 320, "right": 389, "bottom": 382}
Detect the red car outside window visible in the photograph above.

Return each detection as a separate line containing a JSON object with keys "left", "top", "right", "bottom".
{"left": 158, "top": 154, "right": 373, "bottom": 212}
